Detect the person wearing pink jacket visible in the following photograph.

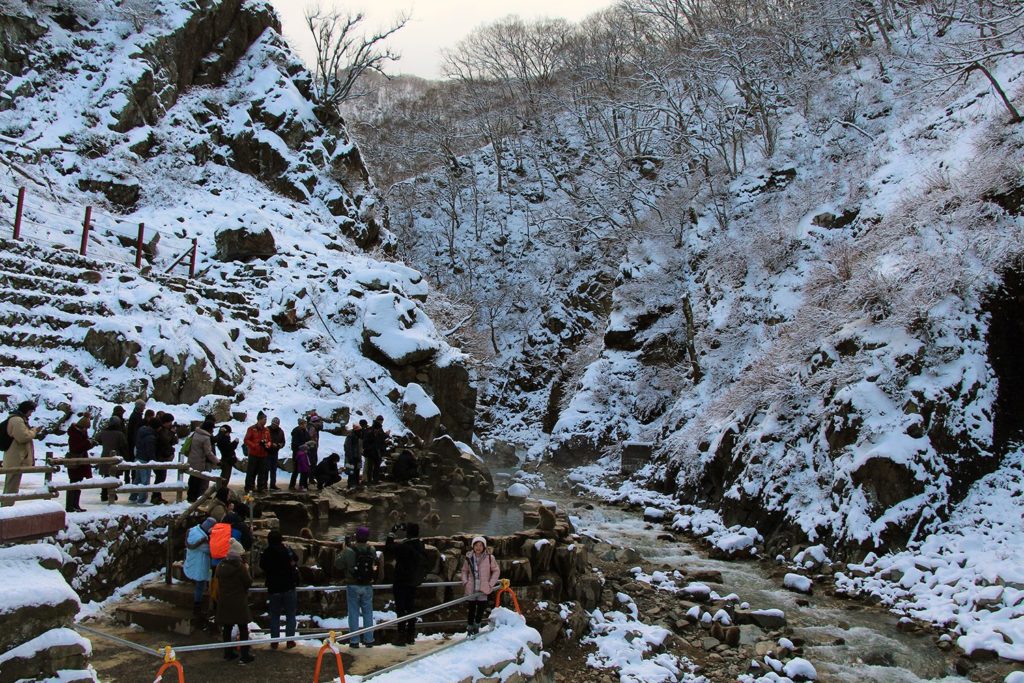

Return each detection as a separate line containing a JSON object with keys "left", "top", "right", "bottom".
{"left": 460, "top": 536, "right": 501, "bottom": 635}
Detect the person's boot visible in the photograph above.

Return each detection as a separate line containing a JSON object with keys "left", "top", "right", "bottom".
{"left": 151, "top": 493, "right": 164, "bottom": 504}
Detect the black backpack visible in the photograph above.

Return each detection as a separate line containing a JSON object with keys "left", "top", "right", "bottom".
{"left": 352, "top": 545, "right": 376, "bottom": 583}
{"left": 0, "top": 415, "right": 15, "bottom": 451}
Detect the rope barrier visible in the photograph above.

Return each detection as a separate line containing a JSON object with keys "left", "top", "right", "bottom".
{"left": 312, "top": 630, "right": 345, "bottom": 683}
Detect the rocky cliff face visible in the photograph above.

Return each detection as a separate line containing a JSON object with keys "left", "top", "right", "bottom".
{"left": 0, "top": 0, "right": 474, "bottom": 444}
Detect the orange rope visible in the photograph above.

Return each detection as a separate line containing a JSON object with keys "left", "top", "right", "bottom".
{"left": 153, "top": 646, "right": 185, "bottom": 683}
{"left": 312, "top": 630, "right": 345, "bottom": 683}
{"left": 494, "top": 578, "right": 521, "bottom": 614}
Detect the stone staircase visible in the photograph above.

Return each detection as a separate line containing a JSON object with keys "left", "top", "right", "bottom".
{"left": 115, "top": 579, "right": 272, "bottom": 636}
{"left": 0, "top": 238, "right": 275, "bottom": 399}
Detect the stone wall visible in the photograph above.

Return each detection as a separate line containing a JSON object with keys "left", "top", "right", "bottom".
{"left": 48, "top": 510, "right": 182, "bottom": 603}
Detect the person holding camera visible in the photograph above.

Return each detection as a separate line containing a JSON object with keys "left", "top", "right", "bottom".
{"left": 385, "top": 522, "right": 426, "bottom": 646}
{"left": 2, "top": 400, "right": 39, "bottom": 505}
{"left": 243, "top": 411, "right": 271, "bottom": 493}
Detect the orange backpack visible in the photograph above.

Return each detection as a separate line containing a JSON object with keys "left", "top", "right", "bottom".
{"left": 209, "top": 522, "right": 232, "bottom": 560}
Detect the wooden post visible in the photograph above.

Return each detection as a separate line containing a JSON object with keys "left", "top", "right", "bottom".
{"left": 135, "top": 223, "right": 145, "bottom": 268}
{"left": 13, "top": 187, "right": 25, "bottom": 240}
{"left": 188, "top": 237, "right": 197, "bottom": 279}
{"left": 44, "top": 451, "right": 53, "bottom": 491}
{"left": 80, "top": 206, "right": 92, "bottom": 256}
{"left": 165, "top": 524, "right": 174, "bottom": 585}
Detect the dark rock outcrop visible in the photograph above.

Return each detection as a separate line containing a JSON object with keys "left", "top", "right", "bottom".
{"left": 214, "top": 226, "right": 277, "bottom": 261}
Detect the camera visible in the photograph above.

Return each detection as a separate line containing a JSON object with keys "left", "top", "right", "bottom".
{"left": 390, "top": 522, "right": 407, "bottom": 534}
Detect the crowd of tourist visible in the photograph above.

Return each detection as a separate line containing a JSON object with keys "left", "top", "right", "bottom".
{"left": 2, "top": 398, "right": 421, "bottom": 511}
{"left": 3, "top": 397, "right": 502, "bottom": 660}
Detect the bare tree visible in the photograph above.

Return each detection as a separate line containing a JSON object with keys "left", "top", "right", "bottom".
{"left": 305, "top": 3, "right": 409, "bottom": 107}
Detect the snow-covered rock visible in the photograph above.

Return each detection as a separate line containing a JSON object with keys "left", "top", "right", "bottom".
{"left": 783, "top": 574, "right": 813, "bottom": 594}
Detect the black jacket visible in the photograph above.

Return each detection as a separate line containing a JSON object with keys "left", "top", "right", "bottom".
{"left": 259, "top": 542, "right": 300, "bottom": 594}
{"left": 215, "top": 432, "right": 237, "bottom": 464}
{"left": 290, "top": 426, "right": 310, "bottom": 454}
{"left": 386, "top": 536, "right": 426, "bottom": 587}
{"left": 154, "top": 426, "right": 176, "bottom": 462}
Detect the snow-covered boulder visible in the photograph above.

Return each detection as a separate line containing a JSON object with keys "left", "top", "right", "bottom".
{"left": 400, "top": 382, "right": 440, "bottom": 442}
{"left": 783, "top": 573, "right": 813, "bottom": 594}
{"left": 362, "top": 293, "right": 442, "bottom": 366}
{"left": 507, "top": 483, "right": 531, "bottom": 499}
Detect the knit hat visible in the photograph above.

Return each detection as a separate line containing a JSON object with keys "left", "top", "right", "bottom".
{"left": 228, "top": 538, "right": 245, "bottom": 558}
{"left": 355, "top": 526, "right": 370, "bottom": 542}
{"left": 134, "top": 398, "right": 146, "bottom": 408}
{"left": 257, "top": 410, "right": 267, "bottom": 421}
{"left": 201, "top": 517, "right": 216, "bottom": 533}
{"left": 471, "top": 536, "right": 487, "bottom": 550}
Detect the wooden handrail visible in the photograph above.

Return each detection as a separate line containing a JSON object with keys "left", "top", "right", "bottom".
{"left": 48, "top": 456, "right": 123, "bottom": 466}
{"left": 0, "top": 465, "right": 56, "bottom": 475}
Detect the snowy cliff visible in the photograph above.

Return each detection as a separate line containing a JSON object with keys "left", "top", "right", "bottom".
{"left": 385, "top": 5, "right": 1024, "bottom": 554}
{"left": 0, "top": 0, "right": 473, "bottom": 440}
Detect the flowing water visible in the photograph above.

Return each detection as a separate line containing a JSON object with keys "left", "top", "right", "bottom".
{"left": 565, "top": 504, "right": 973, "bottom": 683}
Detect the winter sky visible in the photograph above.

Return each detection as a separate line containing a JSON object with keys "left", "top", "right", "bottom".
{"left": 270, "top": 0, "right": 616, "bottom": 80}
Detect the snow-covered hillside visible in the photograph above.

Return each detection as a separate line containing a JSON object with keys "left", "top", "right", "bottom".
{"left": 385, "top": 2, "right": 1024, "bottom": 554}
{"left": 0, "top": 0, "right": 472, "bottom": 441}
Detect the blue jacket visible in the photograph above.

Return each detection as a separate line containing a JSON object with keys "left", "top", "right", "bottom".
{"left": 135, "top": 425, "right": 156, "bottom": 461}
{"left": 183, "top": 524, "right": 211, "bottom": 582}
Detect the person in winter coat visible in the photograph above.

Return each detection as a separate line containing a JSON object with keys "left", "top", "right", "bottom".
{"left": 314, "top": 453, "right": 342, "bottom": 490}
{"left": 385, "top": 522, "right": 426, "bottom": 646}
{"left": 306, "top": 412, "right": 323, "bottom": 481}
{"left": 289, "top": 418, "right": 310, "bottom": 491}
{"left": 184, "top": 517, "right": 217, "bottom": 614}
{"left": 362, "top": 416, "right": 387, "bottom": 484}
{"left": 206, "top": 485, "right": 231, "bottom": 522}
{"left": 243, "top": 411, "right": 271, "bottom": 493}
{"left": 65, "top": 415, "right": 94, "bottom": 513}
{"left": 259, "top": 529, "right": 300, "bottom": 649}
{"left": 186, "top": 418, "right": 219, "bottom": 502}
{"left": 130, "top": 417, "right": 157, "bottom": 503}
{"left": 223, "top": 510, "right": 253, "bottom": 551}
{"left": 343, "top": 424, "right": 362, "bottom": 489}
{"left": 461, "top": 536, "right": 501, "bottom": 635}
{"left": 214, "top": 425, "right": 238, "bottom": 485}
{"left": 125, "top": 398, "right": 146, "bottom": 483}
{"left": 97, "top": 417, "right": 129, "bottom": 502}
{"left": 151, "top": 413, "right": 177, "bottom": 504}
{"left": 392, "top": 449, "right": 418, "bottom": 484}
{"left": 267, "top": 417, "right": 286, "bottom": 491}
{"left": 215, "top": 538, "right": 254, "bottom": 664}
{"left": 334, "top": 526, "right": 377, "bottom": 647}
{"left": 2, "top": 401, "right": 38, "bottom": 505}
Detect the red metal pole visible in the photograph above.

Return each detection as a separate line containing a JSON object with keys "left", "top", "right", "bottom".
{"left": 80, "top": 206, "right": 92, "bottom": 256}
{"left": 135, "top": 223, "right": 145, "bottom": 268}
{"left": 188, "top": 237, "right": 197, "bottom": 279}
{"left": 13, "top": 187, "right": 25, "bottom": 240}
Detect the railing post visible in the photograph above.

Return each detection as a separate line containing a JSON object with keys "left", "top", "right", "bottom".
{"left": 13, "top": 187, "right": 25, "bottom": 240}
{"left": 188, "top": 237, "right": 197, "bottom": 279}
{"left": 135, "top": 223, "right": 145, "bottom": 268}
{"left": 80, "top": 206, "right": 92, "bottom": 256}
{"left": 44, "top": 451, "right": 53, "bottom": 491}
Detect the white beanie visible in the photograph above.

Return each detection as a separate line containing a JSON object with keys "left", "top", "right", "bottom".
{"left": 471, "top": 536, "right": 487, "bottom": 550}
